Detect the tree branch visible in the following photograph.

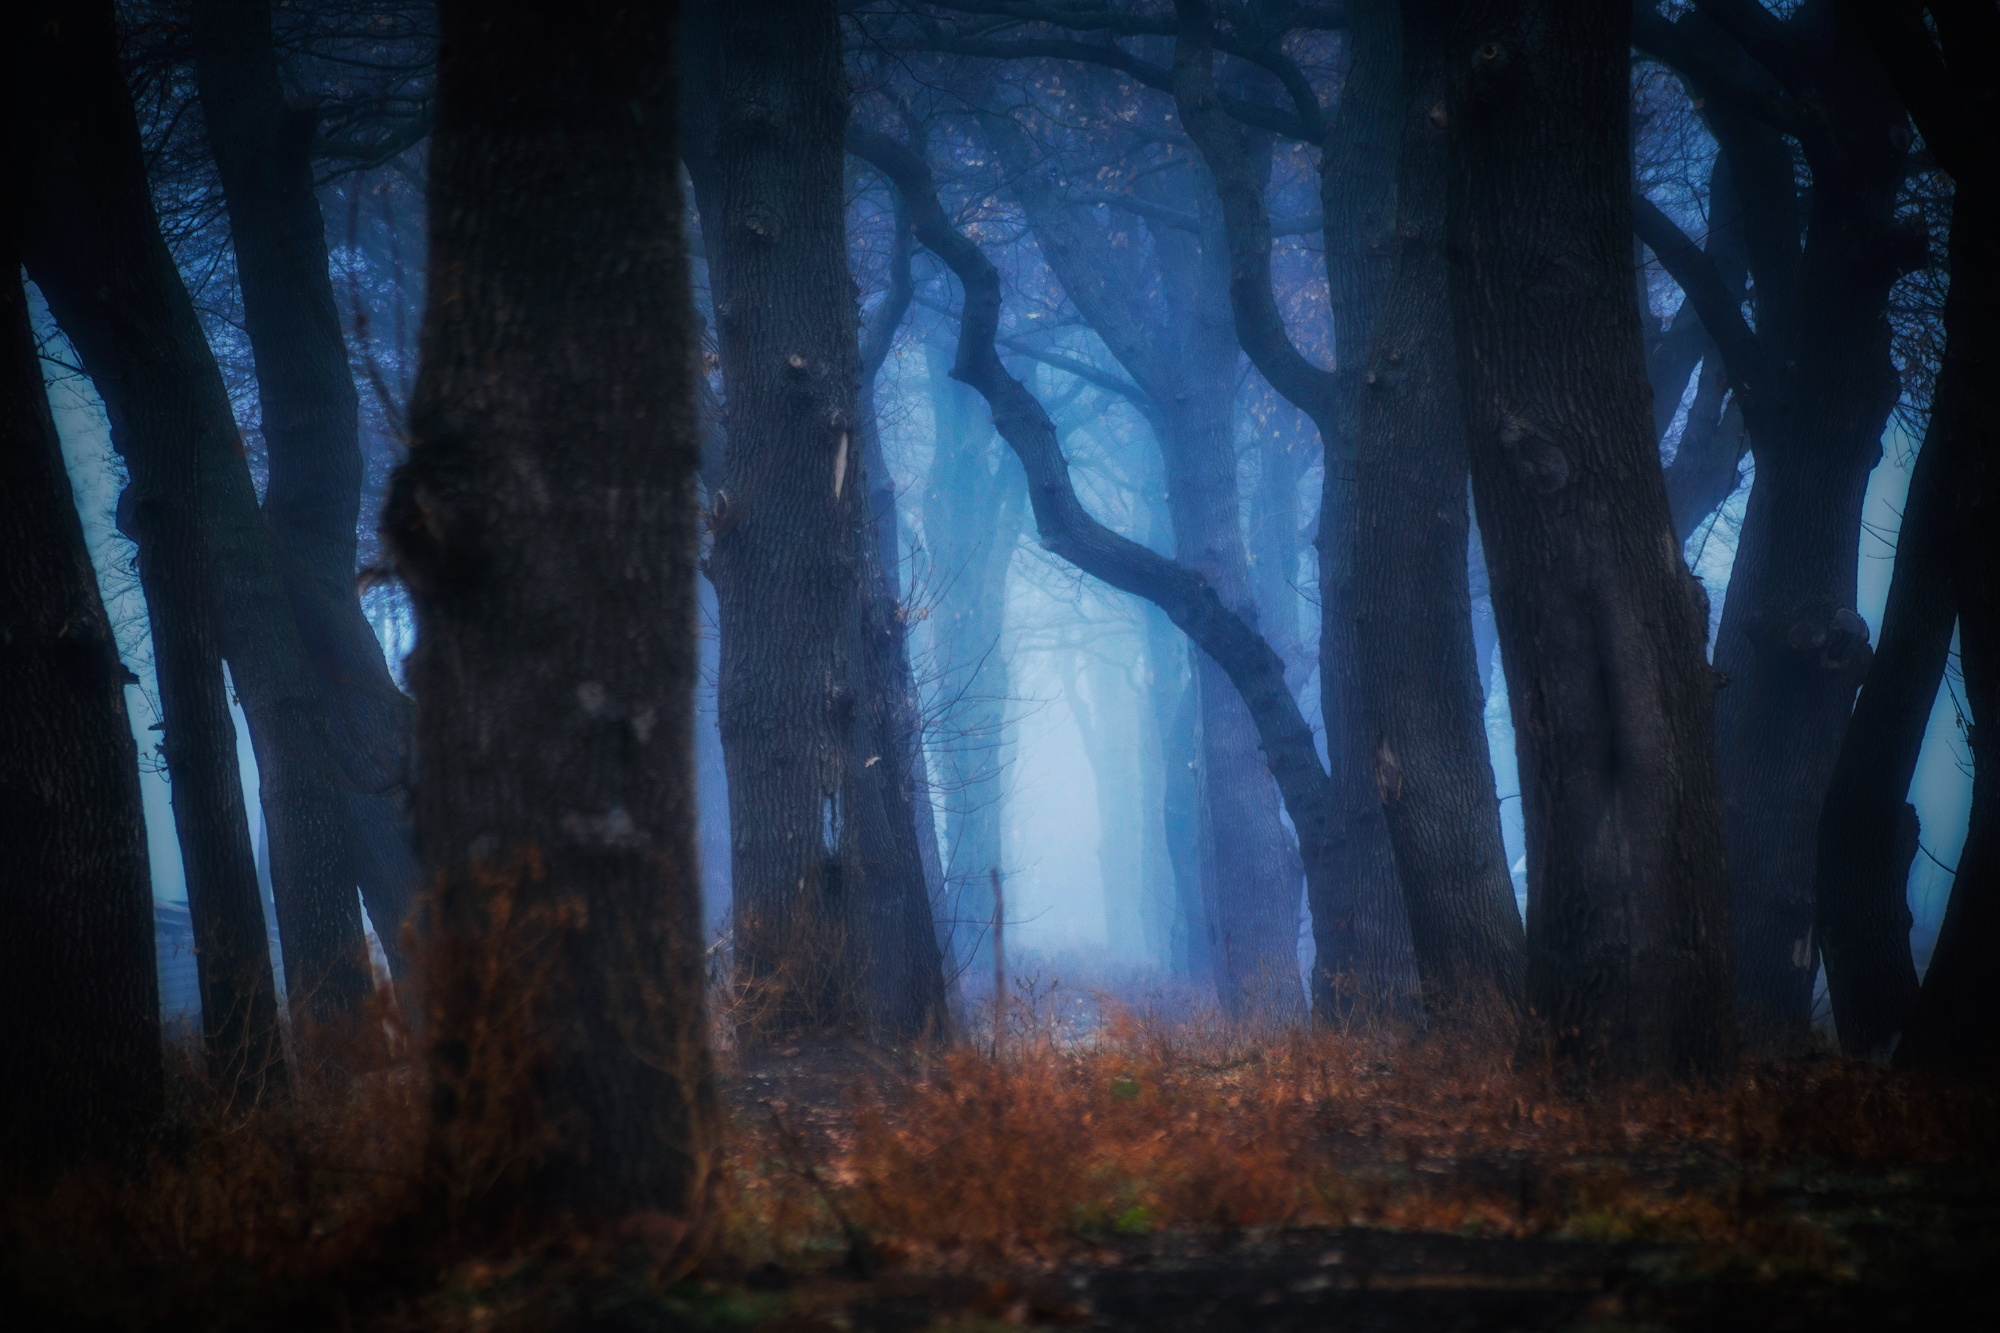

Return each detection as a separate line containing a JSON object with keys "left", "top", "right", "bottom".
{"left": 1631, "top": 193, "right": 1770, "bottom": 406}
{"left": 848, "top": 122, "right": 1337, "bottom": 868}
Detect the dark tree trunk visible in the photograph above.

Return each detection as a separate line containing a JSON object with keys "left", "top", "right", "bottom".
{"left": 388, "top": 1, "right": 716, "bottom": 1223}
{"left": 13, "top": 0, "right": 287, "bottom": 1103}
{"left": 192, "top": 0, "right": 420, "bottom": 985}
{"left": 1429, "top": 0, "right": 1734, "bottom": 1081}
{"left": 1310, "top": 0, "right": 1425, "bottom": 1026}
{"left": 1867, "top": 2, "right": 2000, "bottom": 1072}
{"left": 1635, "top": 1, "right": 1918, "bottom": 1052}
{"left": 689, "top": 1, "right": 948, "bottom": 1043}
{"left": 1354, "top": 15, "right": 1527, "bottom": 1026}
{"left": 1814, "top": 393, "right": 1950, "bottom": 1058}
{"left": 0, "top": 259, "right": 162, "bottom": 1174}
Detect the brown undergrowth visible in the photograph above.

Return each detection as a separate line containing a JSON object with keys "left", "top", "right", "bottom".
{"left": 5, "top": 977, "right": 1996, "bottom": 1331}
{"left": 725, "top": 1006, "right": 2000, "bottom": 1274}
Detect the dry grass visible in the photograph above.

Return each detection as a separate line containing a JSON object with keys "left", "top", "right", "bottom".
{"left": 4, "top": 972, "right": 1996, "bottom": 1330}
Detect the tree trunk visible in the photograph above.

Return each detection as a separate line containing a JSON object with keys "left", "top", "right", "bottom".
{"left": 1, "top": 259, "right": 163, "bottom": 1173}
{"left": 1814, "top": 401, "right": 1950, "bottom": 1058}
{"left": 13, "top": 0, "right": 287, "bottom": 1103}
{"left": 1354, "top": 16, "right": 1526, "bottom": 1027}
{"left": 691, "top": 1, "right": 947, "bottom": 1044}
{"left": 191, "top": 0, "right": 420, "bottom": 986}
{"left": 1430, "top": 0, "right": 1735, "bottom": 1081}
{"left": 1894, "top": 185, "right": 1999, "bottom": 1079}
{"left": 389, "top": 0, "right": 716, "bottom": 1225}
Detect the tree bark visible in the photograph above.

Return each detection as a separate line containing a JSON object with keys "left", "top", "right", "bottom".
{"left": 1, "top": 259, "right": 163, "bottom": 1174}
{"left": 191, "top": 0, "right": 420, "bottom": 986}
{"left": 689, "top": 1, "right": 948, "bottom": 1044}
{"left": 388, "top": 0, "right": 716, "bottom": 1224}
{"left": 1354, "top": 14, "right": 1527, "bottom": 1026}
{"left": 1428, "top": 0, "right": 1735, "bottom": 1081}
{"left": 12, "top": 0, "right": 288, "bottom": 1103}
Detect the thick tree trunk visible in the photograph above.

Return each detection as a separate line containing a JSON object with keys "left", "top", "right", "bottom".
{"left": 388, "top": 1, "right": 715, "bottom": 1224}
{"left": 1430, "top": 0, "right": 1734, "bottom": 1081}
{"left": 13, "top": 0, "right": 287, "bottom": 1103}
{"left": 1354, "top": 18, "right": 1526, "bottom": 1027}
{"left": 191, "top": 0, "right": 420, "bottom": 985}
{"left": 692, "top": 2, "right": 947, "bottom": 1044}
{"left": 1, "top": 260, "right": 163, "bottom": 1173}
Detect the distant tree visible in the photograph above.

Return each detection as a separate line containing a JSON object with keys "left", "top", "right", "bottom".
{"left": 0, "top": 256, "right": 162, "bottom": 1174}
{"left": 1424, "top": 0, "right": 1735, "bottom": 1081}
{"left": 12, "top": 0, "right": 287, "bottom": 1103}
{"left": 389, "top": 0, "right": 716, "bottom": 1222}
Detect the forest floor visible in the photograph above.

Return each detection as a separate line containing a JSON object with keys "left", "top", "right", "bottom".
{"left": 702, "top": 1031, "right": 2000, "bottom": 1332}
{"left": 5, "top": 1006, "right": 1997, "bottom": 1332}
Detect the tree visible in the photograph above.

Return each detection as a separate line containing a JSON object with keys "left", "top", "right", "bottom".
{"left": 1352, "top": 0, "right": 1526, "bottom": 1024}
{"left": 1, "top": 256, "right": 162, "bottom": 1174}
{"left": 389, "top": 0, "right": 716, "bottom": 1222}
{"left": 1426, "top": 0, "right": 1734, "bottom": 1080}
{"left": 683, "top": 0, "right": 949, "bottom": 1044}
{"left": 192, "top": 0, "right": 422, "bottom": 985}
{"left": 1833, "top": 0, "right": 1999, "bottom": 1079}
{"left": 13, "top": 0, "right": 287, "bottom": 1103}
{"left": 1633, "top": 0, "right": 1924, "bottom": 1048}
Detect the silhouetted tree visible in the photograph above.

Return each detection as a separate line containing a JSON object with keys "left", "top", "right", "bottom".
{"left": 389, "top": 0, "right": 717, "bottom": 1222}
{"left": 1427, "top": 0, "right": 1735, "bottom": 1081}
{"left": 13, "top": 0, "right": 287, "bottom": 1103}
{"left": 1, "top": 253, "right": 162, "bottom": 1175}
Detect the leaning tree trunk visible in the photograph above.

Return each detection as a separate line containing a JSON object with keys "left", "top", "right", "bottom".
{"left": 1354, "top": 14, "right": 1526, "bottom": 1028}
{"left": 388, "top": 1, "right": 716, "bottom": 1226}
{"left": 690, "top": 0, "right": 948, "bottom": 1044}
{"left": 13, "top": 0, "right": 287, "bottom": 1103}
{"left": 0, "top": 258, "right": 163, "bottom": 1174}
{"left": 1429, "top": 0, "right": 1734, "bottom": 1082}
{"left": 192, "top": 0, "right": 420, "bottom": 984}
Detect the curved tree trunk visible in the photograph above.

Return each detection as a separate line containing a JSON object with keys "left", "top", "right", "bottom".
{"left": 1, "top": 258, "right": 163, "bottom": 1173}
{"left": 390, "top": 0, "right": 716, "bottom": 1225}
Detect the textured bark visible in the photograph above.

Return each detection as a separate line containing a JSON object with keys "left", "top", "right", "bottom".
{"left": 1430, "top": 0, "right": 1735, "bottom": 1081}
{"left": 388, "top": 1, "right": 716, "bottom": 1223}
{"left": 13, "top": 0, "right": 287, "bottom": 1103}
{"left": 1354, "top": 17, "right": 1527, "bottom": 1025}
{"left": 1636, "top": 1, "right": 1917, "bottom": 1051}
{"left": 1, "top": 259, "right": 163, "bottom": 1173}
{"left": 853, "top": 128, "right": 1327, "bottom": 1021}
{"left": 192, "top": 0, "right": 419, "bottom": 985}
{"left": 690, "top": 2, "right": 947, "bottom": 1043}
